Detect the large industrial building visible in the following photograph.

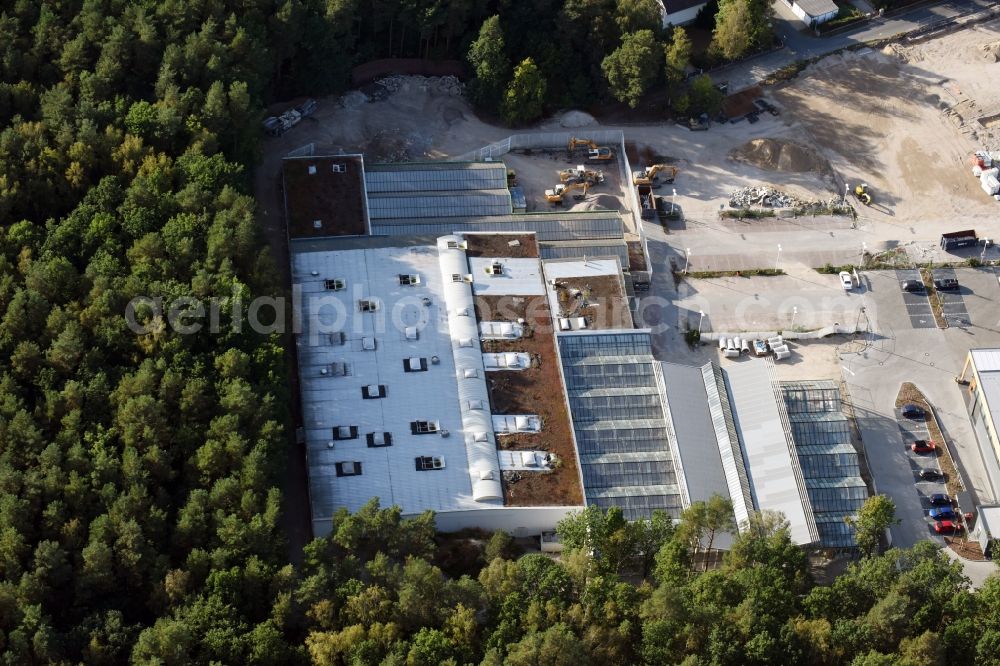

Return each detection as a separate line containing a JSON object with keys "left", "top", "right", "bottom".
{"left": 283, "top": 142, "right": 867, "bottom": 548}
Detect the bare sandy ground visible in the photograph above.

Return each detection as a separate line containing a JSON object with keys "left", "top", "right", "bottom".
{"left": 255, "top": 19, "right": 1000, "bottom": 271}
{"left": 774, "top": 24, "right": 1000, "bottom": 232}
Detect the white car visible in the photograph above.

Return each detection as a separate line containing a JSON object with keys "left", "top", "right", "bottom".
{"left": 839, "top": 271, "right": 853, "bottom": 290}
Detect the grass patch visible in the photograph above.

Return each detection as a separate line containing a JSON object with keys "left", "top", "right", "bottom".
{"left": 918, "top": 267, "right": 948, "bottom": 329}
{"left": 816, "top": 2, "right": 866, "bottom": 34}
{"left": 720, "top": 208, "right": 776, "bottom": 219}
{"left": 683, "top": 268, "right": 785, "bottom": 278}
{"left": 895, "top": 383, "right": 963, "bottom": 498}
{"left": 791, "top": 204, "right": 857, "bottom": 218}
{"left": 817, "top": 263, "right": 857, "bottom": 275}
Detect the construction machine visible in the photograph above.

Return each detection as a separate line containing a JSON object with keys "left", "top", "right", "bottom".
{"left": 632, "top": 164, "right": 678, "bottom": 187}
{"left": 544, "top": 181, "right": 589, "bottom": 204}
{"left": 853, "top": 183, "right": 872, "bottom": 206}
{"left": 559, "top": 165, "right": 605, "bottom": 185}
{"left": 567, "top": 137, "right": 613, "bottom": 161}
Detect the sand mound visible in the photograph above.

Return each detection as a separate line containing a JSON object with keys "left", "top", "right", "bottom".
{"left": 730, "top": 138, "right": 828, "bottom": 173}
{"left": 979, "top": 40, "right": 1000, "bottom": 63}
{"left": 559, "top": 110, "right": 597, "bottom": 128}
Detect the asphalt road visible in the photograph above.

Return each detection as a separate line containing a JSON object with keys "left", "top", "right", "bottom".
{"left": 713, "top": 0, "right": 998, "bottom": 92}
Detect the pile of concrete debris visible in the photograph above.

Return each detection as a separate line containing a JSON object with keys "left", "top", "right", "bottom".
{"left": 729, "top": 186, "right": 801, "bottom": 208}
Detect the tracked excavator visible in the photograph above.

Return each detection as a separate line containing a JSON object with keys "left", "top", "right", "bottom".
{"left": 853, "top": 183, "right": 872, "bottom": 206}
{"left": 544, "top": 181, "right": 589, "bottom": 204}
{"left": 632, "top": 164, "right": 678, "bottom": 187}
{"left": 567, "top": 137, "right": 613, "bottom": 161}
{"left": 558, "top": 165, "right": 605, "bottom": 184}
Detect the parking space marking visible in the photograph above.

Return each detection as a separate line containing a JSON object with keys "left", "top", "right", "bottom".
{"left": 895, "top": 269, "right": 935, "bottom": 329}
{"left": 932, "top": 268, "right": 970, "bottom": 327}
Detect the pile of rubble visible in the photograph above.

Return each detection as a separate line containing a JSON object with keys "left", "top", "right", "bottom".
{"left": 729, "top": 186, "right": 801, "bottom": 208}
{"left": 376, "top": 75, "right": 465, "bottom": 97}
{"left": 339, "top": 90, "right": 368, "bottom": 109}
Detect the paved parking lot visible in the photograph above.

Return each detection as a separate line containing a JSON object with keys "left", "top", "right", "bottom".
{"left": 933, "top": 268, "right": 970, "bottom": 328}
{"left": 896, "top": 407, "right": 948, "bottom": 540}
{"left": 895, "top": 269, "right": 935, "bottom": 329}
{"left": 845, "top": 268, "right": 1000, "bottom": 552}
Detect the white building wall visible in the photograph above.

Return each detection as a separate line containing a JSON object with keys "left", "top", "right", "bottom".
{"left": 312, "top": 506, "right": 583, "bottom": 538}
{"left": 661, "top": 4, "right": 704, "bottom": 27}
{"left": 432, "top": 506, "right": 583, "bottom": 536}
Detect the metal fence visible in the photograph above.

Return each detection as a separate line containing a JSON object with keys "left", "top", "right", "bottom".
{"left": 286, "top": 143, "right": 315, "bottom": 158}
{"left": 453, "top": 129, "right": 653, "bottom": 276}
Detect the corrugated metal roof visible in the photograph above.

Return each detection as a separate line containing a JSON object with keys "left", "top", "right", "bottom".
{"left": 724, "top": 362, "right": 818, "bottom": 545}
{"left": 367, "top": 190, "right": 512, "bottom": 219}
{"left": 972, "top": 349, "right": 1000, "bottom": 372}
{"left": 371, "top": 212, "right": 625, "bottom": 242}
{"left": 660, "top": 362, "right": 733, "bottom": 506}
{"left": 794, "top": 0, "right": 837, "bottom": 16}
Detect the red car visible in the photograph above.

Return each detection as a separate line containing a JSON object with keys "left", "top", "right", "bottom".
{"left": 911, "top": 440, "right": 936, "bottom": 453}
{"left": 934, "top": 520, "right": 962, "bottom": 534}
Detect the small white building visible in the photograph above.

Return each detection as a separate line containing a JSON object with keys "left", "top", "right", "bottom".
{"left": 790, "top": 0, "right": 839, "bottom": 26}
{"left": 972, "top": 505, "right": 1000, "bottom": 558}
{"left": 658, "top": 0, "right": 708, "bottom": 27}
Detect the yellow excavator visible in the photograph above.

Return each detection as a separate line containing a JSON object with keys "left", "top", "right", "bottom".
{"left": 567, "top": 137, "right": 613, "bottom": 161}
{"left": 559, "top": 165, "right": 605, "bottom": 184}
{"left": 545, "top": 181, "right": 589, "bottom": 204}
{"left": 632, "top": 164, "right": 679, "bottom": 187}
{"left": 853, "top": 183, "right": 872, "bottom": 206}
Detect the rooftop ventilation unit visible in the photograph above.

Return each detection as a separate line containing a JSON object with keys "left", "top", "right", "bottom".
{"left": 307, "top": 165, "right": 317, "bottom": 175}
{"left": 486, "top": 262, "right": 504, "bottom": 276}
{"left": 313, "top": 220, "right": 322, "bottom": 229}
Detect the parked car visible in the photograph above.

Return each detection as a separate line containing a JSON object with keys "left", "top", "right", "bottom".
{"left": 901, "top": 280, "right": 924, "bottom": 292}
{"left": 933, "top": 520, "right": 962, "bottom": 534}
{"left": 918, "top": 468, "right": 943, "bottom": 481}
{"left": 911, "top": 439, "right": 936, "bottom": 453}
{"left": 929, "top": 493, "right": 952, "bottom": 506}
{"left": 929, "top": 507, "right": 956, "bottom": 520}
{"left": 933, "top": 276, "right": 959, "bottom": 291}
{"left": 840, "top": 271, "right": 853, "bottom": 290}
{"left": 901, "top": 404, "right": 926, "bottom": 419}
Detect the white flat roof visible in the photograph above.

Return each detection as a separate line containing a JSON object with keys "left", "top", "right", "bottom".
{"left": 972, "top": 349, "right": 1000, "bottom": 373}
{"left": 292, "top": 239, "right": 503, "bottom": 534}
{"left": 724, "top": 361, "right": 818, "bottom": 545}
{"left": 469, "top": 257, "right": 546, "bottom": 295}
{"left": 980, "top": 505, "right": 1000, "bottom": 537}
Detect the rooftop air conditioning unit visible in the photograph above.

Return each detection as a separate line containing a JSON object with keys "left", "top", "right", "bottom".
{"left": 439, "top": 429, "right": 450, "bottom": 438}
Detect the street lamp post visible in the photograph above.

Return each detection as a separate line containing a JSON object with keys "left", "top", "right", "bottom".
{"left": 671, "top": 188, "right": 678, "bottom": 215}
{"left": 775, "top": 244, "right": 782, "bottom": 272}
{"left": 982, "top": 239, "right": 991, "bottom": 263}
{"left": 684, "top": 248, "right": 691, "bottom": 274}
{"left": 844, "top": 183, "right": 849, "bottom": 206}
{"left": 698, "top": 310, "right": 705, "bottom": 334}
{"left": 791, "top": 306, "right": 798, "bottom": 330}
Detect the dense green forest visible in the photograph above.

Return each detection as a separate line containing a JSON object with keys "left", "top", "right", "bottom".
{"left": 1, "top": 0, "right": 998, "bottom": 663}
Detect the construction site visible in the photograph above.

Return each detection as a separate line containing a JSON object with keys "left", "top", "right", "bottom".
{"left": 263, "top": 16, "right": 1000, "bottom": 565}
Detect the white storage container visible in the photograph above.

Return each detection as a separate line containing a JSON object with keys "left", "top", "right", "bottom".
{"left": 982, "top": 174, "right": 1000, "bottom": 196}
{"left": 774, "top": 349, "right": 791, "bottom": 360}
{"left": 983, "top": 167, "right": 999, "bottom": 179}
{"left": 718, "top": 337, "right": 727, "bottom": 350}
{"left": 974, "top": 165, "right": 983, "bottom": 177}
